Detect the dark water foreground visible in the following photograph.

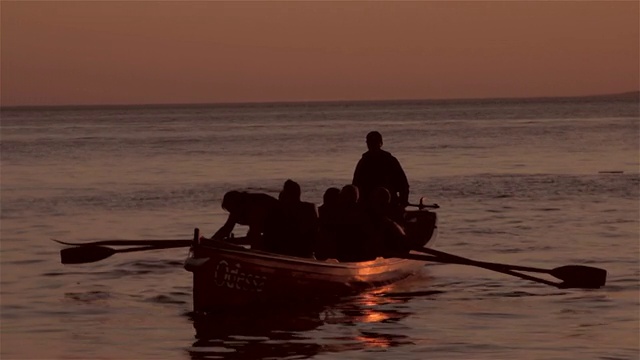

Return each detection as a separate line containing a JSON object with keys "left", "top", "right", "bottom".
{"left": 188, "top": 287, "right": 447, "bottom": 360}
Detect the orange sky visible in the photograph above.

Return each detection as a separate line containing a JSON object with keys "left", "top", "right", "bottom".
{"left": 1, "top": 1, "right": 638, "bottom": 106}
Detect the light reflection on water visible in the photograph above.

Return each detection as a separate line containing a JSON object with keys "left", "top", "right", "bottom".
{"left": 187, "top": 284, "right": 433, "bottom": 360}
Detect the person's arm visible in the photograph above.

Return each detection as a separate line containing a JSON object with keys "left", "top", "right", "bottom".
{"left": 211, "top": 214, "right": 237, "bottom": 240}
{"left": 393, "top": 157, "right": 410, "bottom": 206}
{"left": 352, "top": 158, "right": 364, "bottom": 187}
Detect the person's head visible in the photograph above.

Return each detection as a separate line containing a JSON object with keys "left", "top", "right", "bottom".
{"left": 340, "top": 185, "right": 359, "bottom": 205}
{"left": 279, "top": 179, "right": 301, "bottom": 203}
{"left": 366, "top": 131, "right": 383, "bottom": 151}
{"left": 221, "top": 191, "right": 245, "bottom": 213}
{"left": 322, "top": 187, "right": 341, "bottom": 206}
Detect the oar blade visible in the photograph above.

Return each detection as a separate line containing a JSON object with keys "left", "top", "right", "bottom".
{"left": 60, "top": 246, "right": 117, "bottom": 264}
{"left": 553, "top": 265, "right": 607, "bottom": 289}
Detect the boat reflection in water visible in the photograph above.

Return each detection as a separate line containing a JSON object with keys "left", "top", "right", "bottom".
{"left": 188, "top": 305, "right": 325, "bottom": 360}
{"left": 187, "top": 285, "right": 440, "bottom": 359}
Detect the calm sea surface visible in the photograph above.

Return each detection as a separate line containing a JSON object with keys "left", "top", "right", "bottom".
{"left": 1, "top": 97, "right": 639, "bottom": 359}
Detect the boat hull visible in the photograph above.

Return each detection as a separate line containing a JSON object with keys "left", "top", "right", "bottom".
{"left": 185, "top": 209, "right": 438, "bottom": 312}
{"left": 186, "top": 244, "right": 425, "bottom": 312}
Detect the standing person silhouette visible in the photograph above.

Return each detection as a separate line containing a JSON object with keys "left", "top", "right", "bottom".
{"left": 352, "top": 131, "right": 410, "bottom": 210}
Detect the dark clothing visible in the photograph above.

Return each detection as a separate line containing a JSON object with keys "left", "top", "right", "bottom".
{"left": 230, "top": 193, "right": 280, "bottom": 227}
{"left": 212, "top": 193, "right": 280, "bottom": 245}
{"left": 352, "top": 149, "right": 409, "bottom": 207}
{"left": 332, "top": 203, "right": 381, "bottom": 262}
{"left": 371, "top": 212, "right": 411, "bottom": 257}
{"left": 316, "top": 201, "right": 379, "bottom": 262}
{"left": 263, "top": 201, "right": 318, "bottom": 258}
{"left": 315, "top": 203, "right": 341, "bottom": 260}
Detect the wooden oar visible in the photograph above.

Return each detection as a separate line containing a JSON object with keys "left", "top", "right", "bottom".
{"left": 52, "top": 236, "right": 252, "bottom": 247}
{"left": 53, "top": 239, "right": 192, "bottom": 247}
{"left": 60, "top": 243, "right": 191, "bottom": 264}
{"left": 405, "top": 248, "right": 606, "bottom": 289}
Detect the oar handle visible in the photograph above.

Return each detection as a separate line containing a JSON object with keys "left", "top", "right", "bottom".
{"left": 420, "top": 247, "right": 542, "bottom": 272}
{"left": 404, "top": 253, "right": 560, "bottom": 287}
{"left": 114, "top": 244, "right": 190, "bottom": 253}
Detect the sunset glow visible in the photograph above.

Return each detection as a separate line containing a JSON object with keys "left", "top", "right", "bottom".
{"left": 1, "top": 1, "right": 638, "bottom": 106}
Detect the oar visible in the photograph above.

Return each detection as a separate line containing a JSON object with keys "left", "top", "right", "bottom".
{"left": 60, "top": 243, "right": 191, "bottom": 264}
{"left": 413, "top": 249, "right": 607, "bottom": 282}
{"left": 402, "top": 253, "right": 571, "bottom": 288}
{"left": 53, "top": 239, "right": 192, "bottom": 247}
{"left": 405, "top": 248, "right": 606, "bottom": 289}
{"left": 52, "top": 236, "right": 252, "bottom": 247}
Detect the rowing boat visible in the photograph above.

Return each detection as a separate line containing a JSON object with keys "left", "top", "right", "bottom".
{"left": 184, "top": 209, "right": 438, "bottom": 313}
{"left": 54, "top": 200, "right": 607, "bottom": 304}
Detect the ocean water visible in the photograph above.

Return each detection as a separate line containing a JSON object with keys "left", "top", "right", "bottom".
{"left": 1, "top": 96, "right": 638, "bottom": 359}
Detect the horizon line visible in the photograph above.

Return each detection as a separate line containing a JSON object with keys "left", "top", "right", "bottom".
{"left": 1, "top": 90, "right": 638, "bottom": 111}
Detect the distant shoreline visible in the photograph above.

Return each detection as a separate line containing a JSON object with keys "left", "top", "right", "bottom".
{"left": 2, "top": 91, "right": 638, "bottom": 111}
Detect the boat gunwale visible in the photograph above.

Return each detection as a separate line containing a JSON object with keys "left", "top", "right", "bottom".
{"left": 190, "top": 241, "right": 424, "bottom": 271}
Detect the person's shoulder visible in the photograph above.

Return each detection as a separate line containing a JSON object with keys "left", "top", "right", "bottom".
{"left": 293, "top": 201, "right": 318, "bottom": 221}
{"left": 379, "top": 149, "right": 398, "bottom": 161}
{"left": 381, "top": 149, "right": 393, "bottom": 156}
{"left": 299, "top": 201, "right": 317, "bottom": 213}
{"left": 362, "top": 149, "right": 389, "bottom": 159}
{"left": 301, "top": 201, "right": 317, "bottom": 209}
{"left": 251, "top": 193, "right": 279, "bottom": 203}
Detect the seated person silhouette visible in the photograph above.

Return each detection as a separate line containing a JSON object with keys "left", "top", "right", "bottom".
{"left": 315, "top": 187, "right": 341, "bottom": 260}
{"left": 333, "top": 185, "right": 381, "bottom": 262}
{"left": 369, "top": 187, "right": 411, "bottom": 257}
{"left": 263, "top": 179, "right": 318, "bottom": 258}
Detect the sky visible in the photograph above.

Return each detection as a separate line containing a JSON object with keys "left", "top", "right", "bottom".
{"left": 1, "top": 1, "right": 638, "bottom": 106}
